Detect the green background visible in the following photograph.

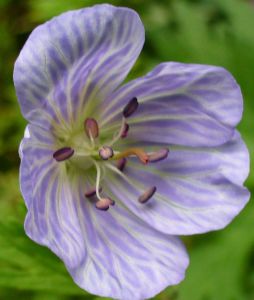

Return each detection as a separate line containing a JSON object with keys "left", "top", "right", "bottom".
{"left": 0, "top": 0, "right": 254, "bottom": 299}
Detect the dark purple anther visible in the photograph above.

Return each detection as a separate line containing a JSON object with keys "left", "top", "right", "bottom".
{"left": 53, "top": 147, "right": 74, "bottom": 162}
{"left": 138, "top": 186, "right": 157, "bottom": 204}
{"left": 84, "top": 118, "right": 99, "bottom": 138}
{"left": 116, "top": 158, "right": 127, "bottom": 171}
{"left": 99, "top": 146, "right": 114, "bottom": 160}
{"left": 96, "top": 198, "right": 115, "bottom": 211}
{"left": 121, "top": 123, "right": 129, "bottom": 138}
{"left": 123, "top": 97, "right": 138, "bottom": 118}
{"left": 148, "top": 148, "right": 169, "bottom": 163}
{"left": 85, "top": 187, "right": 102, "bottom": 198}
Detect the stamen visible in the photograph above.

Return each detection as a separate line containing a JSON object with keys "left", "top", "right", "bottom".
{"left": 96, "top": 198, "right": 115, "bottom": 211}
{"left": 93, "top": 160, "right": 106, "bottom": 202}
{"left": 99, "top": 146, "right": 114, "bottom": 160}
{"left": 121, "top": 122, "right": 129, "bottom": 138}
{"left": 138, "top": 186, "right": 157, "bottom": 204}
{"left": 85, "top": 187, "right": 102, "bottom": 198}
{"left": 106, "top": 163, "right": 155, "bottom": 205}
{"left": 113, "top": 148, "right": 148, "bottom": 165}
{"left": 84, "top": 118, "right": 99, "bottom": 139}
{"left": 123, "top": 97, "right": 139, "bottom": 118}
{"left": 148, "top": 148, "right": 169, "bottom": 163}
{"left": 53, "top": 147, "right": 74, "bottom": 162}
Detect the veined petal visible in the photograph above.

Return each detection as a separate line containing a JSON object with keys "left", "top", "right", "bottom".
{"left": 22, "top": 158, "right": 189, "bottom": 299}
{"left": 70, "top": 179, "right": 188, "bottom": 300}
{"left": 19, "top": 124, "right": 56, "bottom": 208}
{"left": 20, "top": 124, "right": 86, "bottom": 268}
{"left": 14, "top": 4, "right": 144, "bottom": 131}
{"left": 101, "top": 62, "right": 242, "bottom": 146}
{"left": 104, "top": 102, "right": 234, "bottom": 147}
{"left": 106, "top": 132, "right": 250, "bottom": 235}
{"left": 20, "top": 124, "right": 189, "bottom": 298}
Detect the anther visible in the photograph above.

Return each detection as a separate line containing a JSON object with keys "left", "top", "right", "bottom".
{"left": 148, "top": 148, "right": 169, "bottom": 163}
{"left": 84, "top": 118, "right": 99, "bottom": 139}
{"left": 123, "top": 97, "right": 139, "bottom": 118}
{"left": 85, "top": 187, "right": 102, "bottom": 198}
{"left": 96, "top": 198, "right": 115, "bottom": 211}
{"left": 116, "top": 158, "right": 127, "bottom": 171}
{"left": 99, "top": 146, "right": 114, "bottom": 160}
{"left": 53, "top": 147, "right": 74, "bottom": 162}
{"left": 138, "top": 186, "right": 157, "bottom": 204}
{"left": 121, "top": 122, "right": 129, "bottom": 138}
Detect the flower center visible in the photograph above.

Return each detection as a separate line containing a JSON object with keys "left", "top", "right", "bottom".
{"left": 53, "top": 97, "right": 169, "bottom": 211}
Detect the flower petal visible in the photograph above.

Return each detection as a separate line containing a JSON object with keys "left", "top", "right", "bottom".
{"left": 20, "top": 124, "right": 86, "bottom": 268}
{"left": 102, "top": 62, "right": 242, "bottom": 147}
{"left": 14, "top": 4, "right": 144, "bottom": 130}
{"left": 70, "top": 185, "right": 189, "bottom": 299}
{"left": 21, "top": 139, "right": 189, "bottom": 298}
{"left": 19, "top": 124, "right": 56, "bottom": 208}
{"left": 106, "top": 103, "right": 234, "bottom": 147}
{"left": 106, "top": 132, "right": 250, "bottom": 235}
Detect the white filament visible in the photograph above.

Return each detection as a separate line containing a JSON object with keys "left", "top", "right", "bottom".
{"left": 108, "top": 117, "right": 126, "bottom": 147}
{"left": 93, "top": 160, "right": 103, "bottom": 200}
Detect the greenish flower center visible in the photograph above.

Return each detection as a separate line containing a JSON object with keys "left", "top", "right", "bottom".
{"left": 53, "top": 98, "right": 169, "bottom": 211}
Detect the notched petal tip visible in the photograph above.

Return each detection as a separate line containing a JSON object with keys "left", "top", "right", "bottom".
{"left": 53, "top": 147, "right": 74, "bottom": 162}
{"left": 123, "top": 97, "right": 139, "bottom": 118}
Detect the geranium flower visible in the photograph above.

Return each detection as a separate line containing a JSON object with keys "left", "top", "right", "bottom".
{"left": 14, "top": 4, "right": 250, "bottom": 300}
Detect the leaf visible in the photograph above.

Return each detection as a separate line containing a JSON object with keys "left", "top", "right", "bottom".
{"left": 0, "top": 220, "right": 91, "bottom": 297}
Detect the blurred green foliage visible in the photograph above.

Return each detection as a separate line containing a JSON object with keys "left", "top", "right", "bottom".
{"left": 0, "top": 0, "right": 254, "bottom": 299}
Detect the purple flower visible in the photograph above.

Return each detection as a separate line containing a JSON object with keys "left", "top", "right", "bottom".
{"left": 14, "top": 4, "right": 250, "bottom": 299}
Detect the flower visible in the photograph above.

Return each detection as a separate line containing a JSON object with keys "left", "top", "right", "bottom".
{"left": 14, "top": 4, "right": 250, "bottom": 300}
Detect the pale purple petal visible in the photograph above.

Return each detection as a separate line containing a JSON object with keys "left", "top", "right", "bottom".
{"left": 22, "top": 150, "right": 189, "bottom": 298}
{"left": 106, "top": 132, "right": 250, "bottom": 235}
{"left": 20, "top": 125, "right": 86, "bottom": 268}
{"left": 101, "top": 62, "right": 242, "bottom": 147}
{"left": 119, "top": 104, "right": 233, "bottom": 147}
{"left": 19, "top": 124, "right": 56, "bottom": 208}
{"left": 69, "top": 179, "right": 188, "bottom": 299}
{"left": 14, "top": 4, "right": 144, "bottom": 130}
